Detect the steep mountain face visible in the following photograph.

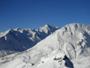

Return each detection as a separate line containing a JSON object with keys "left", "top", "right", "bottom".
{"left": 0, "top": 24, "right": 58, "bottom": 56}
{"left": 0, "top": 23, "right": 90, "bottom": 68}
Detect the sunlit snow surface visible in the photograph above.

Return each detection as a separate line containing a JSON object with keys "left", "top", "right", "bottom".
{"left": 0, "top": 23, "right": 90, "bottom": 68}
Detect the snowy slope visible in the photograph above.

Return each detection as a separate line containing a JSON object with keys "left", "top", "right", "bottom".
{"left": 0, "top": 23, "right": 90, "bottom": 68}
{"left": 0, "top": 24, "right": 57, "bottom": 57}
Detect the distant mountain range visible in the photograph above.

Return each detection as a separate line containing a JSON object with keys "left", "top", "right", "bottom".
{"left": 0, "top": 24, "right": 58, "bottom": 56}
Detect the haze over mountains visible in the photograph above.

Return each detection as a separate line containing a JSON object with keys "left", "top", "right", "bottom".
{"left": 0, "top": 23, "right": 90, "bottom": 68}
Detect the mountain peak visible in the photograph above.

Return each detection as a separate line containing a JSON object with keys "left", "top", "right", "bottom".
{"left": 38, "top": 24, "right": 57, "bottom": 34}
{"left": 43, "top": 24, "right": 52, "bottom": 28}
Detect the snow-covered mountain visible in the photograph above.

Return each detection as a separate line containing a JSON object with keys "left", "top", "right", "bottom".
{"left": 0, "top": 24, "right": 58, "bottom": 56}
{"left": 0, "top": 23, "right": 90, "bottom": 68}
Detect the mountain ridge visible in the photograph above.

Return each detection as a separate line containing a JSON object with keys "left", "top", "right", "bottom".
{"left": 0, "top": 23, "right": 90, "bottom": 68}
{"left": 0, "top": 24, "right": 58, "bottom": 57}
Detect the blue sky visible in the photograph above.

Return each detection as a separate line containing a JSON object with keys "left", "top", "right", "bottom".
{"left": 0, "top": 0, "right": 90, "bottom": 31}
